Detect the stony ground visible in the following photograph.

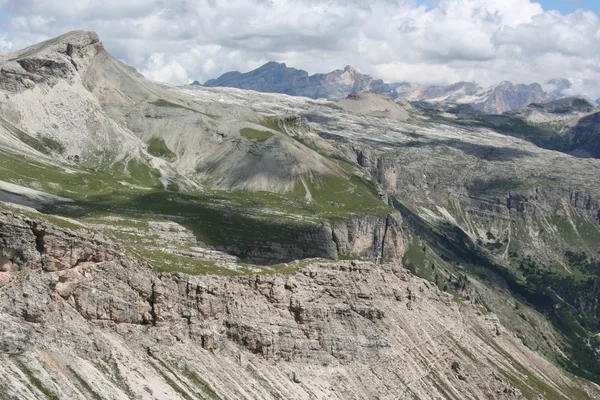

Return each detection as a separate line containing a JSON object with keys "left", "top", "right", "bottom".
{"left": 1, "top": 210, "right": 598, "bottom": 399}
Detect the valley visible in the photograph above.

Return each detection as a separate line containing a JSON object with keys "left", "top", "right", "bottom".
{"left": 0, "top": 31, "right": 600, "bottom": 399}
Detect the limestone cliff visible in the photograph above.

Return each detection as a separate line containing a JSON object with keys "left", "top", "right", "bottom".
{"left": 0, "top": 210, "right": 598, "bottom": 399}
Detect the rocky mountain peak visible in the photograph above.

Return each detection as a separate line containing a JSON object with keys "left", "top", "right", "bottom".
{"left": 258, "top": 61, "right": 287, "bottom": 70}
{"left": 13, "top": 30, "right": 102, "bottom": 61}
{"left": 204, "top": 61, "right": 400, "bottom": 99}
{"left": 496, "top": 80, "right": 514, "bottom": 88}
{"left": 0, "top": 30, "right": 104, "bottom": 93}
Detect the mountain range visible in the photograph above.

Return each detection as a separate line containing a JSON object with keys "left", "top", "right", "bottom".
{"left": 1, "top": 31, "right": 600, "bottom": 399}
{"left": 203, "top": 62, "right": 401, "bottom": 101}
{"left": 203, "top": 63, "right": 585, "bottom": 114}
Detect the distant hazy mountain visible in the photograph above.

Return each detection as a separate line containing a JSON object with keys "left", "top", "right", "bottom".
{"left": 397, "top": 80, "right": 571, "bottom": 114}
{"left": 204, "top": 62, "right": 402, "bottom": 100}
{"left": 203, "top": 62, "right": 589, "bottom": 114}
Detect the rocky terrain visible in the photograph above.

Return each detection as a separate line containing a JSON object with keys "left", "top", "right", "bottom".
{"left": 1, "top": 209, "right": 599, "bottom": 399}
{"left": 203, "top": 63, "right": 589, "bottom": 114}
{"left": 413, "top": 97, "right": 600, "bottom": 158}
{"left": 1, "top": 31, "right": 600, "bottom": 398}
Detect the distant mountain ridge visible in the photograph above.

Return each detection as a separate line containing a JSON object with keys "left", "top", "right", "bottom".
{"left": 202, "top": 62, "right": 588, "bottom": 114}
{"left": 204, "top": 62, "right": 401, "bottom": 100}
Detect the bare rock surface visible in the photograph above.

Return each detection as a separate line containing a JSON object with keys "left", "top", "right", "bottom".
{"left": 0, "top": 210, "right": 598, "bottom": 399}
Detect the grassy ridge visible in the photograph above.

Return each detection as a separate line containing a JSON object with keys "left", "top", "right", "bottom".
{"left": 240, "top": 128, "right": 273, "bottom": 142}
{"left": 147, "top": 138, "right": 176, "bottom": 159}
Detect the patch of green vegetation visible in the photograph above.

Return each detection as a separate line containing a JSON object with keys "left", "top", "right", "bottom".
{"left": 240, "top": 128, "right": 273, "bottom": 142}
{"left": 0, "top": 118, "right": 64, "bottom": 155}
{"left": 183, "top": 366, "right": 221, "bottom": 399}
{"left": 549, "top": 213, "right": 579, "bottom": 246}
{"left": 44, "top": 188, "right": 312, "bottom": 262}
{"left": 422, "top": 110, "right": 566, "bottom": 150}
{"left": 147, "top": 138, "right": 176, "bottom": 160}
{"left": 94, "top": 359, "right": 135, "bottom": 398}
{"left": 17, "top": 132, "right": 49, "bottom": 154}
{"left": 39, "top": 136, "right": 64, "bottom": 153}
{"left": 15, "top": 360, "right": 59, "bottom": 400}
{"left": 150, "top": 99, "right": 199, "bottom": 113}
{"left": 0, "top": 204, "right": 81, "bottom": 231}
{"left": 320, "top": 102, "right": 343, "bottom": 111}
{"left": 244, "top": 363, "right": 284, "bottom": 400}
{"left": 469, "top": 178, "right": 526, "bottom": 196}
{"left": 479, "top": 331, "right": 592, "bottom": 400}
{"left": 149, "top": 361, "right": 194, "bottom": 400}
{"left": 0, "top": 146, "right": 163, "bottom": 200}
{"left": 338, "top": 254, "right": 366, "bottom": 261}
{"left": 572, "top": 98, "right": 593, "bottom": 109}
{"left": 39, "top": 169, "right": 392, "bottom": 264}
{"left": 306, "top": 174, "right": 392, "bottom": 218}
{"left": 126, "top": 159, "right": 163, "bottom": 188}
{"left": 402, "top": 234, "right": 427, "bottom": 274}
{"left": 324, "top": 154, "right": 360, "bottom": 175}
{"left": 67, "top": 366, "right": 102, "bottom": 400}
{"left": 141, "top": 250, "right": 239, "bottom": 275}
{"left": 260, "top": 118, "right": 284, "bottom": 133}
{"left": 401, "top": 232, "right": 460, "bottom": 292}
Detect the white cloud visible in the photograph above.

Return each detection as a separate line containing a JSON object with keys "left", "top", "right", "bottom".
{"left": 141, "top": 53, "right": 189, "bottom": 84}
{"left": 1, "top": 0, "right": 600, "bottom": 97}
{"left": 0, "top": 34, "right": 12, "bottom": 51}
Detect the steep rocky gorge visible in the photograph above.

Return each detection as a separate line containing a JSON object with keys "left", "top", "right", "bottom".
{"left": 1, "top": 210, "right": 598, "bottom": 399}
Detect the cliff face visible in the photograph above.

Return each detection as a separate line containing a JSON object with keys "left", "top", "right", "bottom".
{"left": 565, "top": 111, "right": 600, "bottom": 158}
{"left": 1, "top": 210, "right": 597, "bottom": 399}
{"left": 476, "top": 82, "right": 548, "bottom": 114}
{"left": 226, "top": 212, "right": 405, "bottom": 265}
{"left": 0, "top": 31, "right": 102, "bottom": 93}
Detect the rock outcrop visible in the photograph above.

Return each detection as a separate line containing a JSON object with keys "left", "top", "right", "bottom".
{"left": 477, "top": 81, "right": 547, "bottom": 114}
{"left": 0, "top": 210, "right": 597, "bottom": 399}
{"left": 242, "top": 212, "right": 406, "bottom": 265}
{"left": 564, "top": 110, "right": 600, "bottom": 158}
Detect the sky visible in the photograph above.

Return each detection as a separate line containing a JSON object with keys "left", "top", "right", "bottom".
{"left": 1, "top": 0, "right": 600, "bottom": 99}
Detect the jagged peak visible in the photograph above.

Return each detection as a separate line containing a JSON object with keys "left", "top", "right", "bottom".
{"left": 258, "top": 61, "right": 288, "bottom": 70}
{"left": 11, "top": 30, "right": 101, "bottom": 59}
